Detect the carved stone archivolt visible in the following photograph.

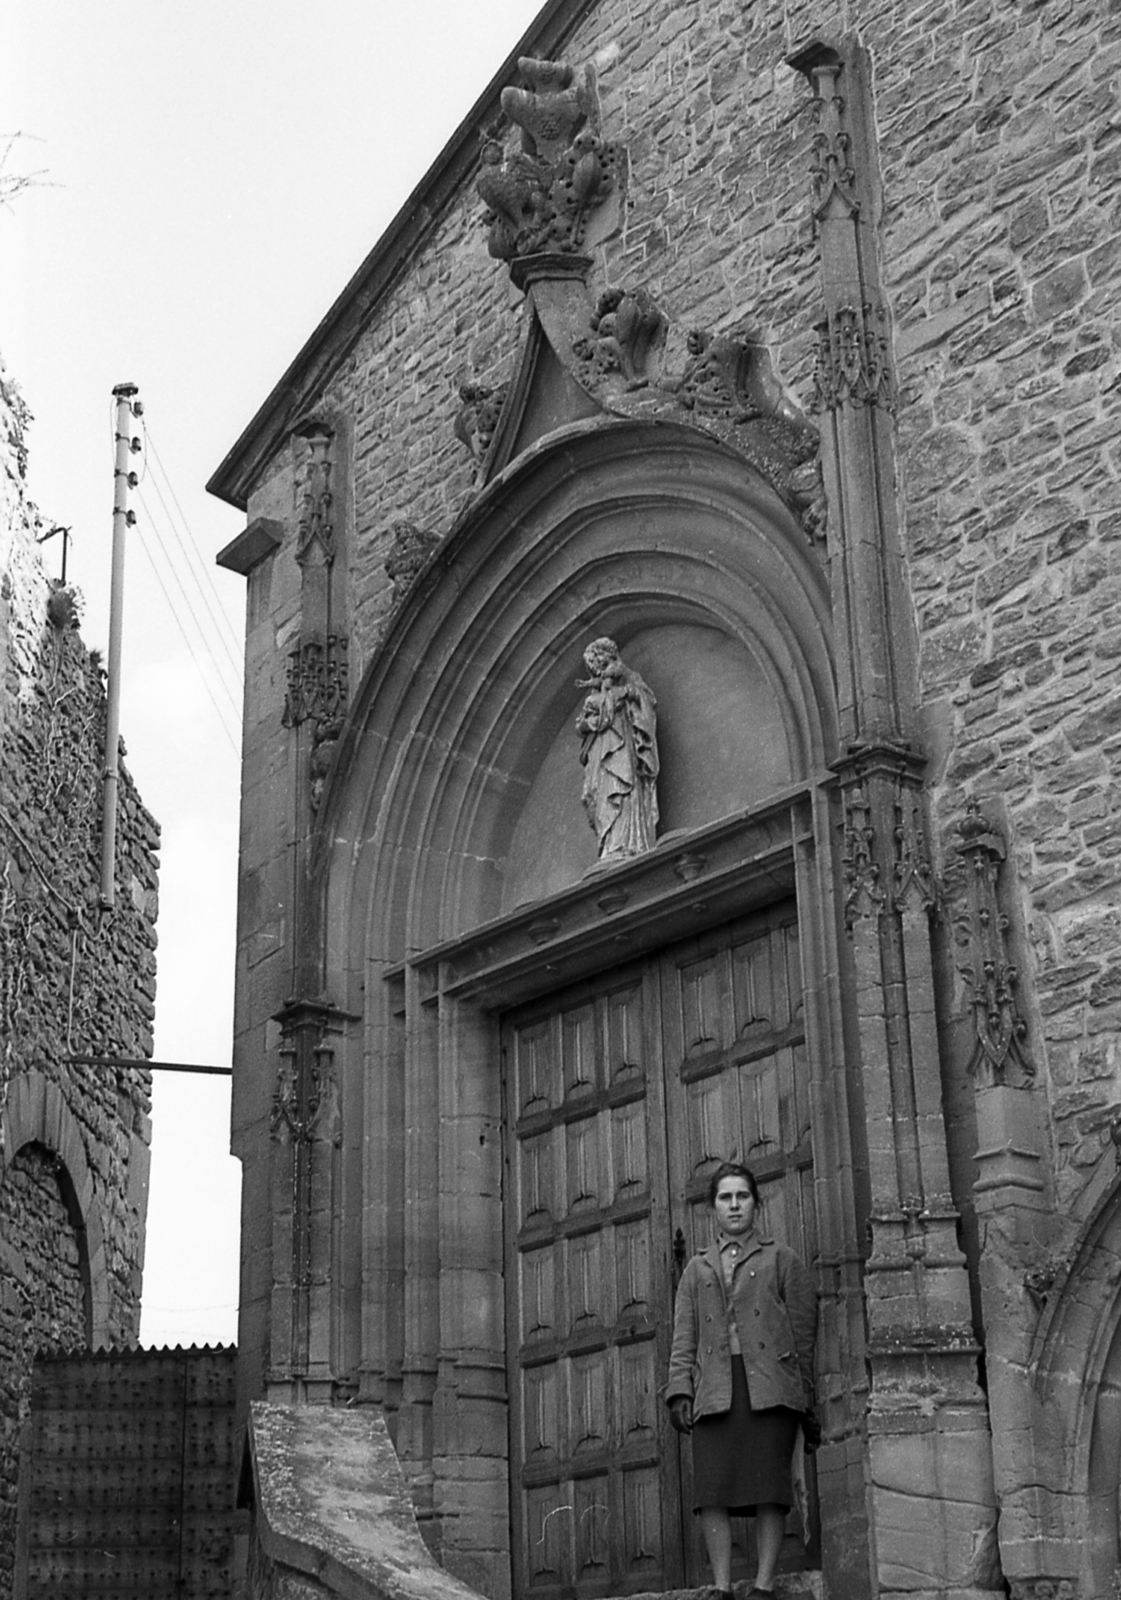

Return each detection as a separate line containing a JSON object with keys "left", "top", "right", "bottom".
{"left": 954, "top": 801, "right": 1032, "bottom": 1086}
{"left": 476, "top": 57, "right": 624, "bottom": 264}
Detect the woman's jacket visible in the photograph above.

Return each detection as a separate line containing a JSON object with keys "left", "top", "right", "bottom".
{"left": 665, "top": 1232, "right": 818, "bottom": 1418}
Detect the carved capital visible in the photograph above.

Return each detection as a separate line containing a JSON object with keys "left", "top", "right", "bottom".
{"left": 954, "top": 800, "right": 1032, "bottom": 1086}
{"left": 293, "top": 420, "right": 335, "bottom": 567}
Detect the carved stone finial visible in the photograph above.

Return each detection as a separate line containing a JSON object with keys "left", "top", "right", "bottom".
{"left": 954, "top": 800, "right": 1032, "bottom": 1086}
{"left": 477, "top": 57, "right": 624, "bottom": 264}
{"left": 575, "top": 637, "right": 659, "bottom": 864}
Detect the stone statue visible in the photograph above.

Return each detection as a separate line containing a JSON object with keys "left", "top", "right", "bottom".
{"left": 575, "top": 637, "right": 659, "bottom": 862}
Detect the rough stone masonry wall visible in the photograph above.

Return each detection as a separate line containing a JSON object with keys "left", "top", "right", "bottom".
{"left": 868, "top": 0, "right": 1121, "bottom": 1215}
{"left": 0, "top": 361, "right": 160, "bottom": 1590}
{"left": 246, "top": 0, "right": 1121, "bottom": 1219}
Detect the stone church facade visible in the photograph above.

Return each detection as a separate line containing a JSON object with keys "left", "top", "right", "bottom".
{"left": 210, "top": 2, "right": 1121, "bottom": 1598}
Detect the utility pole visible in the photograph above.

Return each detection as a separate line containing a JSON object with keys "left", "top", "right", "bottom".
{"left": 100, "top": 382, "right": 141, "bottom": 911}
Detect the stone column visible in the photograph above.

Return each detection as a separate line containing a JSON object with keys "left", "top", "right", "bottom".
{"left": 790, "top": 40, "right": 1002, "bottom": 1597}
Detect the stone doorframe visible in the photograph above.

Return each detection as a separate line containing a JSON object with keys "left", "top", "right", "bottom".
{"left": 291, "top": 419, "right": 890, "bottom": 1597}
{"left": 1026, "top": 1158, "right": 1121, "bottom": 1599}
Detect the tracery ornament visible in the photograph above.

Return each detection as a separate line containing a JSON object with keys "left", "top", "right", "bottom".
{"left": 575, "top": 637, "right": 659, "bottom": 863}
{"left": 954, "top": 800, "right": 1033, "bottom": 1086}
{"left": 841, "top": 781, "right": 884, "bottom": 928}
{"left": 294, "top": 420, "right": 335, "bottom": 566}
{"left": 476, "top": 57, "right": 624, "bottom": 263}
{"left": 892, "top": 788, "right": 935, "bottom": 915}
{"left": 281, "top": 635, "right": 349, "bottom": 732}
{"left": 806, "top": 56, "right": 859, "bottom": 224}
{"left": 813, "top": 302, "right": 894, "bottom": 413}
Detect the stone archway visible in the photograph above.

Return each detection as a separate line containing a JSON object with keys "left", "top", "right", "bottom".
{"left": 304, "top": 419, "right": 866, "bottom": 1596}
{"left": 1032, "top": 1170, "right": 1121, "bottom": 1597}
{"left": 0, "top": 1069, "right": 110, "bottom": 1345}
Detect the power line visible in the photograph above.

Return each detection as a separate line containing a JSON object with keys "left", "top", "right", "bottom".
{"left": 134, "top": 483, "right": 243, "bottom": 721}
{"left": 131, "top": 508, "right": 242, "bottom": 756}
{"left": 142, "top": 424, "right": 244, "bottom": 678}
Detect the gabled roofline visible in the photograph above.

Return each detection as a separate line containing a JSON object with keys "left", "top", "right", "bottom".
{"left": 207, "top": 0, "right": 599, "bottom": 512}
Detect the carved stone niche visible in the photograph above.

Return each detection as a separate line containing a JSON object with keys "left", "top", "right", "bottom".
{"left": 475, "top": 56, "right": 625, "bottom": 264}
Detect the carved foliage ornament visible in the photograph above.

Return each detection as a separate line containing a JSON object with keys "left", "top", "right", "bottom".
{"left": 954, "top": 800, "right": 1032, "bottom": 1085}
{"left": 384, "top": 520, "right": 440, "bottom": 603}
{"left": 453, "top": 381, "right": 509, "bottom": 467}
{"left": 477, "top": 57, "right": 623, "bottom": 263}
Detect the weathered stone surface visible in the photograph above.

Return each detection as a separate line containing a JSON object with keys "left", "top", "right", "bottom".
{"left": 245, "top": 1403, "right": 488, "bottom": 1600}
{"left": 0, "top": 358, "right": 158, "bottom": 1585}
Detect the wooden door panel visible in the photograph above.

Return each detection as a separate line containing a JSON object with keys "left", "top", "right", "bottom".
{"left": 504, "top": 963, "right": 678, "bottom": 1600}
{"left": 505, "top": 906, "right": 815, "bottom": 1599}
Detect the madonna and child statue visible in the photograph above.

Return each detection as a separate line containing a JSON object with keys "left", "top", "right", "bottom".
{"left": 575, "top": 637, "right": 660, "bottom": 863}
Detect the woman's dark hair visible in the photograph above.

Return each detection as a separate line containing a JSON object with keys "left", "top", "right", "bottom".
{"left": 707, "top": 1161, "right": 760, "bottom": 1207}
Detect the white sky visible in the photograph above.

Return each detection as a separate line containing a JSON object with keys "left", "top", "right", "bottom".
{"left": 3, "top": 0, "right": 546, "bottom": 1348}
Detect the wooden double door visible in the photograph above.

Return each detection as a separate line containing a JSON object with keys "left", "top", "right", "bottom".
{"left": 502, "top": 901, "right": 817, "bottom": 1600}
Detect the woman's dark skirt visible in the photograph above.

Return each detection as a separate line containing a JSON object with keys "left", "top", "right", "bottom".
{"left": 691, "top": 1356, "right": 799, "bottom": 1514}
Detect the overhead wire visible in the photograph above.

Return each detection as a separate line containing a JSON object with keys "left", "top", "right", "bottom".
{"left": 142, "top": 423, "right": 244, "bottom": 678}
{"left": 135, "top": 472, "right": 244, "bottom": 713}
{"left": 131, "top": 514, "right": 242, "bottom": 757}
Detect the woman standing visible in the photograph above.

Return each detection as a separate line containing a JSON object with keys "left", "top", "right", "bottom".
{"left": 665, "top": 1163, "right": 818, "bottom": 1598}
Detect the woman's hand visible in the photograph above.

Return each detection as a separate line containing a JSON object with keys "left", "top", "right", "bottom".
{"left": 669, "top": 1396, "right": 694, "bottom": 1434}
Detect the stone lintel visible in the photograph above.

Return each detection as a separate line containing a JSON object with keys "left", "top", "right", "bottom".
{"left": 216, "top": 516, "right": 283, "bottom": 575}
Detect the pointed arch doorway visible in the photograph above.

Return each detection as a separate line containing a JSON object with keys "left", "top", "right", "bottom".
{"left": 316, "top": 423, "right": 852, "bottom": 1599}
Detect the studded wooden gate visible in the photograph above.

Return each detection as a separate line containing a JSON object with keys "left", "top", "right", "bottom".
{"left": 503, "top": 902, "right": 816, "bottom": 1600}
